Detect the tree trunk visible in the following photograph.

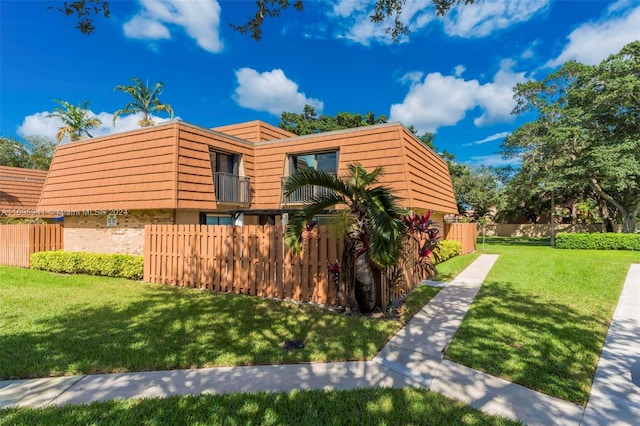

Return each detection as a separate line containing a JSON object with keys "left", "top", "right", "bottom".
{"left": 354, "top": 252, "right": 377, "bottom": 313}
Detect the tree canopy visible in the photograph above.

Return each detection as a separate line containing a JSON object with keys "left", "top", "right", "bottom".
{"left": 503, "top": 41, "right": 640, "bottom": 232}
{"left": 0, "top": 136, "right": 56, "bottom": 171}
{"left": 279, "top": 105, "right": 388, "bottom": 136}
{"left": 113, "top": 78, "right": 174, "bottom": 128}
{"left": 48, "top": 100, "right": 101, "bottom": 143}
{"left": 50, "top": 0, "right": 473, "bottom": 40}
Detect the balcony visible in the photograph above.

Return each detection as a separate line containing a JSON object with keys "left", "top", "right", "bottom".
{"left": 281, "top": 176, "right": 335, "bottom": 205}
{"left": 214, "top": 172, "right": 250, "bottom": 205}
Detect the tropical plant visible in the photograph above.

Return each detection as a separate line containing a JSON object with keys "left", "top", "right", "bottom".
{"left": 402, "top": 211, "right": 440, "bottom": 278}
{"left": 113, "top": 78, "right": 174, "bottom": 128}
{"left": 284, "top": 163, "right": 406, "bottom": 313}
{"left": 47, "top": 100, "right": 101, "bottom": 143}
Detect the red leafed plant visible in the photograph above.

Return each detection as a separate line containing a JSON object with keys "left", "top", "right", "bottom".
{"left": 402, "top": 211, "right": 439, "bottom": 278}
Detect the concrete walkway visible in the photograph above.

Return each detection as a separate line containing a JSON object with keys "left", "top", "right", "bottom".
{"left": 1, "top": 256, "right": 638, "bottom": 426}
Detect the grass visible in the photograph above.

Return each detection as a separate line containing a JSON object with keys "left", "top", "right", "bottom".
{"left": 0, "top": 387, "right": 520, "bottom": 426}
{"left": 0, "top": 252, "right": 477, "bottom": 380}
{"left": 445, "top": 241, "right": 639, "bottom": 405}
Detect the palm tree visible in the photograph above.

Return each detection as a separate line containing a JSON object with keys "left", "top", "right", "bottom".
{"left": 112, "top": 78, "right": 174, "bottom": 127}
{"left": 284, "top": 163, "right": 406, "bottom": 313}
{"left": 48, "top": 100, "right": 102, "bottom": 143}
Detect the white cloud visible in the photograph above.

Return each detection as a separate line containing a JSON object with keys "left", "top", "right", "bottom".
{"left": 465, "top": 154, "right": 520, "bottom": 168}
{"left": 390, "top": 60, "right": 527, "bottom": 133}
{"left": 330, "top": 0, "right": 435, "bottom": 45}
{"left": 233, "top": 68, "right": 324, "bottom": 116}
{"left": 453, "top": 65, "right": 466, "bottom": 77}
{"left": 17, "top": 110, "right": 175, "bottom": 144}
{"left": 443, "top": 0, "right": 550, "bottom": 38}
{"left": 463, "top": 131, "right": 511, "bottom": 146}
{"left": 545, "top": 1, "right": 640, "bottom": 67}
{"left": 123, "top": 0, "right": 223, "bottom": 53}
{"left": 400, "top": 71, "right": 424, "bottom": 85}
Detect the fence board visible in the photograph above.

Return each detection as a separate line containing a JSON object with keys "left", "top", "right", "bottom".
{"left": 0, "top": 224, "right": 63, "bottom": 268}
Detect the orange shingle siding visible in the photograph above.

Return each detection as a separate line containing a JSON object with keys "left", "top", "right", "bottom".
{"left": 213, "top": 120, "right": 296, "bottom": 142}
{"left": 0, "top": 166, "right": 48, "bottom": 214}
{"left": 37, "top": 120, "right": 457, "bottom": 215}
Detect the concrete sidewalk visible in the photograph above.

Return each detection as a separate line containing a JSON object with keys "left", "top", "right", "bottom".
{"left": 1, "top": 256, "right": 638, "bottom": 426}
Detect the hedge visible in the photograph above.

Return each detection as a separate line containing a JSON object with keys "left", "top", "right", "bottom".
{"left": 433, "top": 240, "right": 462, "bottom": 264}
{"left": 30, "top": 251, "right": 144, "bottom": 280}
{"left": 555, "top": 232, "right": 640, "bottom": 251}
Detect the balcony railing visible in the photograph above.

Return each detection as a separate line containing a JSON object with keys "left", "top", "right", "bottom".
{"left": 214, "top": 172, "right": 250, "bottom": 205}
{"left": 281, "top": 176, "right": 335, "bottom": 205}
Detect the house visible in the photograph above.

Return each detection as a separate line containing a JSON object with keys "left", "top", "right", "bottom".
{"left": 36, "top": 120, "right": 458, "bottom": 254}
{"left": 0, "top": 166, "right": 48, "bottom": 219}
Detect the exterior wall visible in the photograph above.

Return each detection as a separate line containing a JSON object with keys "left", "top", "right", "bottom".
{"left": 175, "top": 210, "right": 200, "bottom": 224}
{"left": 0, "top": 166, "right": 47, "bottom": 215}
{"left": 38, "top": 125, "right": 179, "bottom": 211}
{"left": 398, "top": 127, "right": 458, "bottom": 214}
{"left": 176, "top": 124, "right": 254, "bottom": 209}
{"left": 64, "top": 209, "right": 174, "bottom": 255}
{"left": 213, "top": 120, "right": 296, "bottom": 142}
{"left": 250, "top": 123, "right": 458, "bottom": 215}
{"left": 483, "top": 223, "right": 621, "bottom": 237}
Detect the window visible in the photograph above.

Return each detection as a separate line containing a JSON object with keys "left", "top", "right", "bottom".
{"left": 201, "top": 213, "right": 233, "bottom": 225}
{"left": 290, "top": 151, "right": 337, "bottom": 174}
{"left": 210, "top": 150, "right": 238, "bottom": 175}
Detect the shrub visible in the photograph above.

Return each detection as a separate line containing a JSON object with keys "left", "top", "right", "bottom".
{"left": 433, "top": 240, "right": 462, "bottom": 264}
{"left": 31, "top": 251, "right": 144, "bottom": 279}
{"left": 555, "top": 232, "right": 640, "bottom": 251}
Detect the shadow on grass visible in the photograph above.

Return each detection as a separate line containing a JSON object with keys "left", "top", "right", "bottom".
{"left": 0, "top": 284, "right": 398, "bottom": 380}
{"left": 0, "top": 388, "right": 520, "bottom": 425}
{"left": 445, "top": 280, "right": 606, "bottom": 405}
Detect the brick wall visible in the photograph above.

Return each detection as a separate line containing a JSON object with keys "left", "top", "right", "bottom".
{"left": 64, "top": 209, "right": 175, "bottom": 255}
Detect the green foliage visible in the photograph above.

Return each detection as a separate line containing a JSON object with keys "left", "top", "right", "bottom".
{"left": 113, "top": 78, "right": 174, "bottom": 128}
{"left": 279, "top": 105, "right": 388, "bottom": 136}
{"left": 47, "top": 0, "right": 110, "bottom": 35}
{"left": 504, "top": 41, "right": 640, "bottom": 232}
{"left": 433, "top": 240, "right": 462, "bottom": 264}
{"left": 48, "top": 99, "right": 101, "bottom": 143}
{"left": 30, "top": 251, "right": 143, "bottom": 279}
{"left": 231, "top": 0, "right": 475, "bottom": 42}
{"left": 0, "top": 136, "right": 56, "bottom": 170}
{"left": 555, "top": 232, "right": 640, "bottom": 251}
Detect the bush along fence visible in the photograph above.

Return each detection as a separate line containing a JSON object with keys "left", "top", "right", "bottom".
{"left": 0, "top": 224, "right": 63, "bottom": 268}
{"left": 31, "top": 251, "right": 144, "bottom": 279}
{"left": 144, "top": 224, "right": 473, "bottom": 308}
{"left": 555, "top": 232, "right": 640, "bottom": 250}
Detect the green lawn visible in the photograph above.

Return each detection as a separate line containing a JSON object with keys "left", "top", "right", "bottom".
{"left": 446, "top": 242, "right": 639, "bottom": 405}
{"left": 0, "top": 253, "right": 477, "bottom": 380}
{"left": 0, "top": 387, "right": 520, "bottom": 426}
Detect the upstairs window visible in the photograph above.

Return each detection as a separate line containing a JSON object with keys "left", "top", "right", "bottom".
{"left": 210, "top": 150, "right": 238, "bottom": 175}
{"left": 290, "top": 151, "right": 338, "bottom": 174}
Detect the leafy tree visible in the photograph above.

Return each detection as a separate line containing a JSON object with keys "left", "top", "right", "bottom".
{"left": 113, "top": 78, "right": 174, "bottom": 128}
{"left": 25, "top": 136, "right": 57, "bottom": 170}
{"left": 0, "top": 136, "right": 56, "bottom": 170}
{"left": 284, "top": 163, "right": 406, "bottom": 313}
{"left": 504, "top": 41, "right": 640, "bottom": 232}
{"left": 279, "top": 105, "right": 388, "bottom": 135}
{"left": 0, "top": 137, "right": 32, "bottom": 168}
{"left": 406, "top": 125, "right": 436, "bottom": 150}
{"left": 48, "top": 100, "right": 101, "bottom": 143}
{"left": 51, "top": 0, "right": 474, "bottom": 41}
{"left": 233, "top": 0, "right": 475, "bottom": 42}
{"left": 48, "top": 0, "right": 110, "bottom": 35}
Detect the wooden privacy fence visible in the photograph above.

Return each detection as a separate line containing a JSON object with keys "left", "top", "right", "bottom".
{"left": 144, "top": 224, "right": 478, "bottom": 307}
{"left": 145, "top": 225, "right": 345, "bottom": 305}
{"left": 444, "top": 222, "right": 477, "bottom": 254}
{"left": 0, "top": 224, "right": 64, "bottom": 268}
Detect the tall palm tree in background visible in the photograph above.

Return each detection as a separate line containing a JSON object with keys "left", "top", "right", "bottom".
{"left": 112, "top": 78, "right": 174, "bottom": 127}
{"left": 48, "top": 100, "right": 102, "bottom": 143}
{"left": 284, "top": 163, "right": 406, "bottom": 313}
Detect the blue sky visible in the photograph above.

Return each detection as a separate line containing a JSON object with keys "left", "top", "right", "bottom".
{"left": 1, "top": 0, "right": 639, "bottom": 167}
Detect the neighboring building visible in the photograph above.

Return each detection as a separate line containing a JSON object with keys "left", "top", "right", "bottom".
{"left": 37, "top": 120, "right": 458, "bottom": 254}
{"left": 0, "top": 166, "right": 48, "bottom": 219}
